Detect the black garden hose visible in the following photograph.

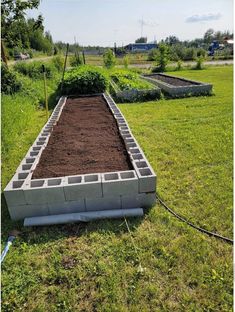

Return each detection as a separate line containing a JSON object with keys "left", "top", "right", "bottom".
{"left": 156, "top": 194, "right": 233, "bottom": 245}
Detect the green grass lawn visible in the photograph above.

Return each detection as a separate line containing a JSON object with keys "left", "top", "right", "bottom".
{"left": 1, "top": 66, "right": 233, "bottom": 311}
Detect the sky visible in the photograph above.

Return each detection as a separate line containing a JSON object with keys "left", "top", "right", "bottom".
{"left": 26, "top": 0, "right": 234, "bottom": 47}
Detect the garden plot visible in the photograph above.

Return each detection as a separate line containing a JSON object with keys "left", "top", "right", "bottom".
{"left": 4, "top": 94, "right": 156, "bottom": 224}
{"left": 109, "top": 70, "right": 161, "bottom": 102}
{"left": 142, "top": 73, "right": 213, "bottom": 98}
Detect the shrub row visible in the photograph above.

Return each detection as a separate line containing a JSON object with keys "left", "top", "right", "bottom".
{"left": 13, "top": 56, "right": 64, "bottom": 79}
{"left": 61, "top": 65, "right": 109, "bottom": 95}
{"left": 1, "top": 63, "right": 22, "bottom": 94}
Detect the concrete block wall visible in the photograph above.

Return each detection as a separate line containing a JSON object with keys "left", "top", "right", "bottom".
{"left": 104, "top": 93, "right": 157, "bottom": 194}
{"left": 4, "top": 94, "right": 157, "bottom": 222}
{"left": 110, "top": 79, "right": 161, "bottom": 103}
{"left": 142, "top": 74, "right": 213, "bottom": 98}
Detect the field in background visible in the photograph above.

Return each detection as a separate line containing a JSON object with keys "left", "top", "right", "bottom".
{"left": 8, "top": 52, "right": 233, "bottom": 68}
{"left": 1, "top": 66, "right": 233, "bottom": 311}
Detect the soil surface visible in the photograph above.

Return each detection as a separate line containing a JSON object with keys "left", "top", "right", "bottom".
{"left": 148, "top": 74, "right": 200, "bottom": 86}
{"left": 32, "top": 95, "right": 133, "bottom": 179}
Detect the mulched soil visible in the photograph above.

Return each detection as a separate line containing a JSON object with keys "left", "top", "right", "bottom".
{"left": 32, "top": 95, "right": 132, "bottom": 179}
{"left": 148, "top": 74, "right": 200, "bottom": 86}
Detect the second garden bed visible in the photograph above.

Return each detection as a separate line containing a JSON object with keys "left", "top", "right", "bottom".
{"left": 142, "top": 73, "right": 213, "bottom": 98}
{"left": 109, "top": 69, "right": 161, "bottom": 102}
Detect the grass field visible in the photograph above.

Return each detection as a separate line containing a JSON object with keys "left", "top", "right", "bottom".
{"left": 1, "top": 66, "right": 233, "bottom": 311}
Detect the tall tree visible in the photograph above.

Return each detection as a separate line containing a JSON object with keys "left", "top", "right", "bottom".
{"left": 135, "top": 37, "right": 147, "bottom": 43}
{"left": 1, "top": 0, "right": 40, "bottom": 37}
{"left": 203, "top": 29, "right": 214, "bottom": 44}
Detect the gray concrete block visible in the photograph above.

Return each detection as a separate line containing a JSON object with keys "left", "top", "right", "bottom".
{"left": 136, "top": 167, "right": 157, "bottom": 193}
{"left": 85, "top": 195, "right": 121, "bottom": 211}
{"left": 121, "top": 192, "right": 156, "bottom": 209}
{"left": 141, "top": 192, "right": 156, "bottom": 208}
{"left": 8, "top": 203, "right": 49, "bottom": 221}
{"left": 48, "top": 199, "right": 86, "bottom": 215}
{"left": 24, "top": 178, "right": 65, "bottom": 204}
{"left": 102, "top": 171, "right": 138, "bottom": 196}
{"left": 4, "top": 180, "right": 27, "bottom": 206}
{"left": 64, "top": 174, "right": 102, "bottom": 200}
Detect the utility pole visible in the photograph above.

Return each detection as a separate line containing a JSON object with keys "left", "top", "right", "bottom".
{"left": 140, "top": 16, "right": 144, "bottom": 38}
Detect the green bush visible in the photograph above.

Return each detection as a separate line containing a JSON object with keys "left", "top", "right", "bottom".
{"left": 184, "top": 48, "right": 196, "bottom": 61}
{"left": 193, "top": 56, "right": 205, "bottom": 70}
{"left": 169, "top": 45, "right": 203, "bottom": 61}
{"left": 51, "top": 55, "right": 64, "bottom": 71}
{"left": 70, "top": 53, "right": 83, "bottom": 67}
{"left": 176, "top": 59, "right": 183, "bottom": 71}
{"left": 123, "top": 55, "right": 129, "bottom": 69}
{"left": 110, "top": 69, "right": 153, "bottom": 91}
{"left": 61, "top": 65, "right": 109, "bottom": 94}
{"left": 14, "top": 61, "right": 55, "bottom": 79}
{"left": 1, "top": 63, "right": 22, "bottom": 94}
{"left": 147, "top": 48, "right": 159, "bottom": 61}
{"left": 155, "top": 44, "right": 169, "bottom": 72}
{"left": 103, "top": 49, "right": 116, "bottom": 69}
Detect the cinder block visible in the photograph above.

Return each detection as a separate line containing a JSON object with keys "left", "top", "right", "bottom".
{"left": 85, "top": 196, "right": 121, "bottom": 211}
{"left": 102, "top": 171, "right": 138, "bottom": 196}
{"left": 48, "top": 199, "right": 86, "bottom": 215}
{"left": 24, "top": 178, "right": 65, "bottom": 204}
{"left": 13, "top": 171, "right": 30, "bottom": 181}
{"left": 4, "top": 180, "right": 27, "bottom": 206}
{"left": 141, "top": 192, "right": 156, "bottom": 207}
{"left": 120, "top": 130, "right": 131, "bottom": 137}
{"left": 131, "top": 153, "right": 145, "bottom": 161}
{"left": 126, "top": 142, "right": 138, "bottom": 149}
{"left": 8, "top": 203, "right": 49, "bottom": 221}
{"left": 121, "top": 192, "right": 156, "bottom": 209}
{"left": 119, "top": 126, "right": 129, "bottom": 131}
{"left": 64, "top": 174, "right": 102, "bottom": 200}
{"left": 135, "top": 167, "right": 157, "bottom": 193}
{"left": 129, "top": 147, "right": 141, "bottom": 154}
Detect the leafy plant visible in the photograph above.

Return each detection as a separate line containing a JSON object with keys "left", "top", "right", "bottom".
{"left": 176, "top": 59, "right": 183, "bottom": 71}
{"left": 51, "top": 55, "right": 64, "bottom": 71}
{"left": 61, "top": 65, "right": 109, "bottom": 94}
{"left": 155, "top": 44, "right": 169, "bottom": 72}
{"left": 194, "top": 56, "right": 205, "bottom": 70}
{"left": 103, "top": 48, "right": 116, "bottom": 69}
{"left": 70, "top": 53, "right": 83, "bottom": 67}
{"left": 147, "top": 48, "right": 159, "bottom": 61}
{"left": 123, "top": 55, "right": 129, "bottom": 69}
{"left": 14, "top": 61, "right": 55, "bottom": 79}
{"left": 110, "top": 69, "right": 154, "bottom": 91}
{"left": 1, "top": 63, "right": 22, "bottom": 94}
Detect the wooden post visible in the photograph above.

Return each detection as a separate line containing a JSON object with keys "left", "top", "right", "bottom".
{"left": 61, "top": 43, "right": 69, "bottom": 92}
{"left": 42, "top": 65, "right": 49, "bottom": 120}
{"left": 82, "top": 50, "right": 86, "bottom": 64}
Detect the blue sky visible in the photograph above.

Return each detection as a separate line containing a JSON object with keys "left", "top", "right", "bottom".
{"left": 27, "top": 0, "right": 234, "bottom": 46}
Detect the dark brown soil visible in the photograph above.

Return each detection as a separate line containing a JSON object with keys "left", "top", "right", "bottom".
{"left": 32, "top": 95, "right": 133, "bottom": 179}
{"left": 148, "top": 74, "right": 200, "bottom": 86}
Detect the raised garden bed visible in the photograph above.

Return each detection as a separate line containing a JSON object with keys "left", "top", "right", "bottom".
{"left": 4, "top": 94, "right": 156, "bottom": 225}
{"left": 109, "top": 70, "right": 161, "bottom": 102}
{"left": 142, "top": 73, "right": 213, "bottom": 98}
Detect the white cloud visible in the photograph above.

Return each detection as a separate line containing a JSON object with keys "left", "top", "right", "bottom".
{"left": 185, "top": 13, "right": 222, "bottom": 23}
